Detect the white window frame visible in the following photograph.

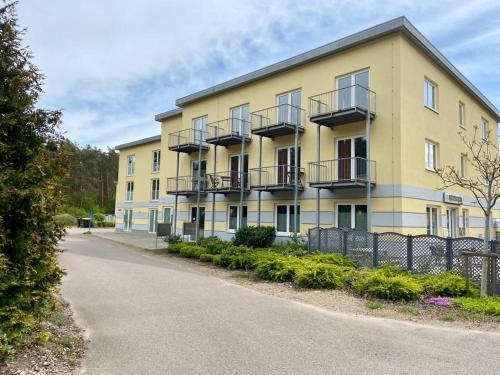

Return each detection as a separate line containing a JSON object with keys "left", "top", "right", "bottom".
{"left": 424, "top": 79, "right": 437, "bottom": 111}
{"left": 335, "top": 203, "right": 368, "bottom": 230}
{"left": 230, "top": 104, "right": 250, "bottom": 136}
{"left": 425, "top": 140, "right": 438, "bottom": 171}
{"left": 163, "top": 206, "right": 173, "bottom": 224}
{"left": 227, "top": 205, "right": 248, "bottom": 232}
{"left": 192, "top": 115, "right": 208, "bottom": 144}
{"left": 126, "top": 181, "right": 134, "bottom": 201}
{"left": 426, "top": 206, "right": 439, "bottom": 236}
{"left": 127, "top": 155, "right": 135, "bottom": 176}
{"left": 123, "top": 209, "right": 133, "bottom": 232}
{"left": 276, "top": 89, "right": 302, "bottom": 125}
{"left": 481, "top": 118, "right": 489, "bottom": 140}
{"left": 446, "top": 207, "right": 459, "bottom": 238}
{"left": 148, "top": 209, "right": 158, "bottom": 234}
{"left": 151, "top": 179, "right": 160, "bottom": 201}
{"left": 152, "top": 150, "right": 161, "bottom": 173}
{"left": 459, "top": 102, "right": 466, "bottom": 128}
{"left": 275, "top": 204, "right": 301, "bottom": 235}
{"left": 335, "top": 69, "right": 370, "bottom": 109}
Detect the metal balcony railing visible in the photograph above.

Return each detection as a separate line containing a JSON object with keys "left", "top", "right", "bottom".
{"left": 308, "top": 157, "right": 376, "bottom": 188}
{"left": 309, "top": 85, "right": 376, "bottom": 126}
{"left": 204, "top": 171, "right": 250, "bottom": 193}
{"left": 168, "top": 128, "right": 209, "bottom": 152}
{"left": 249, "top": 165, "right": 304, "bottom": 191}
{"left": 206, "top": 118, "right": 251, "bottom": 146}
{"left": 166, "top": 175, "right": 206, "bottom": 195}
{"left": 250, "top": 104, "right": 305, "bottom": 137}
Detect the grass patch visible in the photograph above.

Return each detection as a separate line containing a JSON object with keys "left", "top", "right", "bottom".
{"left": 453, "top": 297, "right": 500, "bottom": 316}
{"left": 366, "top": 301, "right": 383, "bottom": 310}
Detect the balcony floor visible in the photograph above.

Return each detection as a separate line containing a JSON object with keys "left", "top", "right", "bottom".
{"left": 250, "top": 184, "right": 304, "bottom": 192}
{"left": 166, "top": 190, "right": 205, "bottom": 196}
{"left": 205, "top": 187, "right": 250, "bottom": 194}
{"left": 309, "top": 180, "right": 375, "bottom": 189}
{"left": 206, "top": 135, "right": 251, "bottom": 147}
{"left": 168, "top": 143, "right": 209, "bottom": 153}
{"left": 310, "top": 107, "right": 375, "bottom": 127}
{"left": 251, "top": 122, "right": 304, "bottom": 139}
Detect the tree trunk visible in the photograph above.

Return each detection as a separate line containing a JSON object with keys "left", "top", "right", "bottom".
{"left": 481, "top": 213, "right": 491, "bottom": 297}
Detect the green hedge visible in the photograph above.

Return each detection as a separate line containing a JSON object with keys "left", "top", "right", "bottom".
{"left": 294, "top": 263, "right": 350, "bottom": 289}
{"left": 233, "top": 226, "right": 276, "bottom": 248}
{"left": 453, "top": 297, "right": 500, "bottom": 316}
{"left": 417, "top": 272, "right": 476, "bottom": 297}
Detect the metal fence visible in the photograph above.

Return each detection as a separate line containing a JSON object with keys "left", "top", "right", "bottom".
{"left": 308, "top": 226, "right": 500, "bottom": 291}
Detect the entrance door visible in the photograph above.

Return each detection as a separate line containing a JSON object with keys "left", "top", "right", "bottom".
{"left": 447, "top": 208, "right": 458, "bottom": 238}
{"left": 191, "top": 207, "right": 205, "bottom": 230}
{"left": 123, "top": 209, "right": 133, "bottom": 231}
{"left": 163, "top": 207, "right": 173, "bottom": 224}
{"left": 230, "top": 154, "right": 248, "bottom": 188}
{"left": 192, "top": 160, "right": 206, "bottom": 190}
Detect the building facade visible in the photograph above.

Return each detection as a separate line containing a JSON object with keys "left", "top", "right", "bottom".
{"left": 115, "top": 17, "right": 500, "bottom": 241}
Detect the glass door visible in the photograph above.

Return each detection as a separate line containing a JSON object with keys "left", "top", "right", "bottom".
{"left": 277, "top": 147, "right": 300, "bottom": 185}
{"left": 193, "top": 116, "right": 207, "bottom": 144}
{"left": 163, "top": 207, "right": 172, "bottom": 224}
{"left": 124, "top": 209, "right": 133, "bottom": 232}
{"left": 277, "top": 148, "right": 288, "bottom": 185}
{"left": 337, "top": 76, "right": 352, "bottom": 110}
{"left": 277, "top": 90, "right": 301, "bottom": 124}
{"left": 192, "top": 160, "right": 206, "bottom": 191}
{"left": 355, "top": 71, "right": 369, "bottom": 109}
{"left": 337, "top": 70, "right": 370, "bottom": 110}
{"left": 231, "top": 105, "right": 249, "bottom": 136}
{"left": 337, "top": 139, "right": 351, "bottom": 181}
{"left": 354, "top": 205, "right": 367, "bottom": 231}
{"left": 148, "top": 209, "right": 158, "bottom": 233}
{"left": 191, "top": 207, "right": 205, "bottom": 229}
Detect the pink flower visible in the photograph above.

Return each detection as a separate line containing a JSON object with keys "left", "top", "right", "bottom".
{"left": 427, "top": 297, "right": 452, "bottom": 307}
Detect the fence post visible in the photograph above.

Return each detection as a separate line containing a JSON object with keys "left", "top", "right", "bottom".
{"left": 342, "top": 230, "right": 348, "bottom": 256}
{"left": 446, "top": 237, "right": 453, "bottom": 271}
{"left": 308, "top": 228, "right": 311, "bottom": 253}
{"left": 406, "top": 235, "right": 413, "bottom": 271}
{"left": 318, "top": 228, "right": 322, "bottom": 253}
{"left": 373, "top": 232, "right": 379, "bottom": 268}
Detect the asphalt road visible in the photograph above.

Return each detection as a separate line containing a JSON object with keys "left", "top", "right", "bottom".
{"left": 59, "top": 233, "right": 500, "bottom": 375}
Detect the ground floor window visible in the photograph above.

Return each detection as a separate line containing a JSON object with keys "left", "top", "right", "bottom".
{"left": 460, "top": 209, "right": 469, "bottom": 237}
{"left": 148, "top": 209, "right": 158, "bottom": 233}
{"left": 163, "top": 207, "right": 173, "bottom": 224}
{"left": 336, "top": 204, "right": 367, "bottom": 231}
{"left": 228, "top": 205, "right": 247, "bottom": 231}
{"left": 124, "top": 209, "right": 133, "bottom": 231}
{"left": 276, "top": 204, "right": 300, "bottom": 234}
{"left": 447, "top": 207, "right": 458, "bottom": 238}
{"left": 426, "top": 206, "right": 439, "bottom": 235}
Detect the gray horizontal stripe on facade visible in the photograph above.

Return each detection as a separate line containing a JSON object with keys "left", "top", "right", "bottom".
{"left": 114, "top": 134, "right": 161, "bottom": 150}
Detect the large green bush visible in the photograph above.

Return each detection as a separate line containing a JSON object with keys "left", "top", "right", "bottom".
{"left": 255, "top": 256, "right": 302, "bottom": 282}
{"left": 353, "top": 269, "right": 423, "bottom": 301}
{"left": 233, "top": 226, "right": 276, "bottom": 248}
{"left": 179, "top": 245, "right": 206, "bottom": 259}
{"left": 53, "top": 213, "right": 77, "bottom": 227}
{"left": 294, "top": 263, "right": 350, "bottom": 289}
{"left": 198, "top": 237, "right": 231, "bottom": 255}
{"left": 418, "top": 272, "right": 475, "bottom": 297}
{"left": 453, "top": 297, "right": 500, "bottom": 316}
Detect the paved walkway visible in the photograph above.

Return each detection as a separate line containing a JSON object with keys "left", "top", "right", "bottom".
{"left": 59, "top": 232, "right": 500, "bottom": 375}
{"left": 67, "top": 227, "right": 165, "bottom": 250}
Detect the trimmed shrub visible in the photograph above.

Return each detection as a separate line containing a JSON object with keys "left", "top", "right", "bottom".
{"left": 233, "top": 226, "right": 276, "bottom": 248}
{"left": 294, "top": 263, "right": 350, "bottom": 289}
{"left": 255, "top": 256, "right": 302, "bottom": 282}
{"left": 418, "top": 272, "right": 475, "bottom": 297}
{"left": 164, "top": 234, "right": 182, "bottom": 244}
{"left": 53, "top": 213, "right": 77, "bottom": 227}
{"left": 353, "top": 270, "right": 423, "bottom": 301}
{"left": 453, "top": 297, "right": 500, "bottom": 316}
{"left": 198, "top": 237, "right": 230, "bottom": 255}
{"left": 199, "top": 254, "right": 214, "bottom": 263}
{"left": 179, "top": 245, "right": 206, "bottom": 259}
{"left": 166, "top": 243, "right": 185, "bottom": 254}
{"left": 305, "top": 254, "right": 357, "bottom": 269}
{"left": 212, "top": 254, "right": 222, "bottom": 266}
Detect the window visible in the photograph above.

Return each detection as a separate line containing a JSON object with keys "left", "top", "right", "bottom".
{"left": 127, "top": 155, "right": 135, "bottom": 176}
{"left": 126, "top": 181, "right": 134, "bottom": 201}
{"left": 191, "top": 160, "right": 207, "bottom": 190}
{"left": 151, "top": 179, "right": 160, "bottom": 201}
{"left": 148, "top": 209, "right": 158, "bottom": 233}
{"left": 460, "top": 154, "right": 467, "bottom": 178}
{"left": 459, "top": 102, "right": 465, "bottom": 128}
{"left": 230, "top": 104, "right": 250, "bottom": 136}
{"left": 424, "top": 79, "right": 437, "bottom": 110}
{"left": 336, "top": 70, "right": 370, "bottom": 110}
{"left": 123, "top": 209, "right": 133, "bottom": 232}
{"left": 425, "top": 140, "right": 438, "bottom": 171}
{"left": 461, "top": 209, "right": 469, "bottom": 237}
{"left": 152, "top": 150, "right": 161, "bottom": 173}
{"left": 481, "top": 118, "right": 489, "bottom": 140}
{"left": 426, "top": 206, "right": 439, "bottom": 235}
{"left": 190, "top": 206, "right": 205, "bottom": 230}
{"left": 229, "top": 154, "right": 249, "bottom": 189}
{"left": 276, "top": 205, "right": 300, "bottom": 234}
{"left": 228, "top": 205, "right": 247, "bottom": 231}
{"left": 163, "top": 207, "right": 173, "bottom": 224}
{"left": 276, "top": 146, "right": 301, "bottom": 185}
{"left": 336, "top": 204, "right": 367, "bottom": 231}
{"left": 193, "top": 115, "right": 208, "bottom": 144}
{"left": 447, "top": 207, "right": 458, "bottom": 238}
{"left": 277, "top": 90, "right": 302, "bottom": 125}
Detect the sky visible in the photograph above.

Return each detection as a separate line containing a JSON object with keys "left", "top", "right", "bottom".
{"left": 16, "top": 0, "right": 500, "bottom": 149}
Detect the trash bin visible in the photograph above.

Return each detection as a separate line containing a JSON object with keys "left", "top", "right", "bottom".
{"left": 81, "top": 218, "right": 93, "bottom": 228}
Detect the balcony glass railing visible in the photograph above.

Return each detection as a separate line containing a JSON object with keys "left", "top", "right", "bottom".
{"left": 309, "top": 84, "right": 376, "bottom": 118}
{"left": 308, "top": 157, "right": 376, "bottom": 185}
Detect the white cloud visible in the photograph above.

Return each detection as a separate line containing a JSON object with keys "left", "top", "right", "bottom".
{"left": 16, "top": 0, "right": 500, "bottom": 148}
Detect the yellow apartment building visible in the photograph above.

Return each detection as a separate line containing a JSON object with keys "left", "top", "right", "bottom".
{"left": 115, "top": 16, "right": 500, "bottom": 241}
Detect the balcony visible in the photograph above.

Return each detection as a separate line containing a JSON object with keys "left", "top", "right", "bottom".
{"left": 206, "top": 118, "right": 252, "bottom": 147}
{"left": 309, "top": 85, "right": 376, "bottom": 127}
{"left": 204, "top": 171, "right": 250, "bottom": 194}
{"left": 251, "top": 104, "right": 305, "bottom": 139}
{"left": 249, "top": 165, "right": 305, "bottom": 192}
{"left": 166, "top": 175, "right": 206, "bottom": 196}
{"left": 308, "top": 157, "right": 376, "bottom": 189}
{"left": 168, "top": 128, "right": 209, "bottom": 153}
